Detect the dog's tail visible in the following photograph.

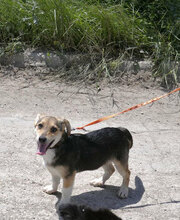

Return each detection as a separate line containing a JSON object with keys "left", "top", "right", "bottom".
{"left": 128, "top": 137, "right": 133, "bottom": 149}
{"left": 120, "top": 127, "right": 133, "bottom": 149}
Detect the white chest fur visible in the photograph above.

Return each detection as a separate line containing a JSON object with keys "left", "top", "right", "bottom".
{"left": 42, "top": 149, "right": 55, "bottom": 166}
{"left": 42, "top": 149, "right": 67, "bottom": 178}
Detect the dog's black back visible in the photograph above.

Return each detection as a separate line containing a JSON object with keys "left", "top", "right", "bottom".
{"left": 52, "top": 127, "right": 132, "bottom": 172}
{"left": 58, "top": 204, "right": 122, "bottom": 220}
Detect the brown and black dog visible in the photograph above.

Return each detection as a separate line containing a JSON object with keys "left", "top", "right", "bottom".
{"left": 34, "top": 114, "right": 133, "bottom": 205}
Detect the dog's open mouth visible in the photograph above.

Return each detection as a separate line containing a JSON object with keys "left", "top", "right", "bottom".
{"left": 36, "top": 140, "right": 54, "bottom": 155}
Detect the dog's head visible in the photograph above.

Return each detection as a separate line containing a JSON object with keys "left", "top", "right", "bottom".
{"left": 34, "top": 114, "right": 71, "bottom": 155}
{"left": 57, "top": 204, "right": 86, "bottom": 220}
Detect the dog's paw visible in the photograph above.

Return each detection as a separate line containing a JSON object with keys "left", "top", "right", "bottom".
{"left": 118, "top": 186, "right": 128, "bottom": 199}
{"left": 43, "top": 185, "right": 57, "bottom": 194}
{"left": 90, "top": 178, "right": 104, "bottom": 187}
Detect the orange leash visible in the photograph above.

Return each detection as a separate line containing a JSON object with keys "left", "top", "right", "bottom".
{"left": 76, "top": 87, "right": 180, "bottom": 130}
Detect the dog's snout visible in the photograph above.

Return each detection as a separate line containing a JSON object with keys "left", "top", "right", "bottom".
{"left": 39, "top": 137, "right": 47, "bottom": 143}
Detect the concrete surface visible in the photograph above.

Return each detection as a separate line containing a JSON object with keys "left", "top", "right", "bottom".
{"left": 0, "top": 72, "right": 180, "bottom": 219}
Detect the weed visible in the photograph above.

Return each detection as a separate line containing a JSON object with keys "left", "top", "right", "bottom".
{"left": 0, "top": 0, "right": 179, "bottom": 87}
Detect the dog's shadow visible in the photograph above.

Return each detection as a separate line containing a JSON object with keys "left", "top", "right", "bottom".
{"left": 55, "top": 176, "right": 145, "bottom": 210}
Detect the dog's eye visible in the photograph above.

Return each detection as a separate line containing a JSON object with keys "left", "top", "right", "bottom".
{"left": 38, "top": 124, "right": 43, "bottom": 129}
{"left": 51, "top": 126, "right": 57, "bottom": 133}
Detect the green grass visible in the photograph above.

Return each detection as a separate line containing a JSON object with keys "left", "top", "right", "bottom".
{"left": 0, "top": 0, "right": 147, "bottom": 51}
{"left": 0, "top": 0, "right": 179, "bottom": 87}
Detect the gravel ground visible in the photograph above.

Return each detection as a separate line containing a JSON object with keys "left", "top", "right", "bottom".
{"left": 0, "top": 70, "right": 180, "bottom": 219}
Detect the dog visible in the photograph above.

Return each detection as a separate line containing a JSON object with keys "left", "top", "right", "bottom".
{"left": 57, "top": 203, "right": 122, "bottom": 220}
{"left": 34, "top": 114, "right": 133, "bottom": 204}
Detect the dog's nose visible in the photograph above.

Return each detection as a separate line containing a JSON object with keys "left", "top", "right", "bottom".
{"left": 39, "top": 137, "right": 47, "bottom": 143}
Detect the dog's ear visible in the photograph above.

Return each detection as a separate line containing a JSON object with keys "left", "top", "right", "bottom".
{"left": 56, "top": 118, "right": 71, "bottom": 136}
{"left": 34, "top": 114, "right": 45, "bottom": 127}
{"left": 58, "top": 204, "right": 79, "bottom": 220}
{"left": 63, "top": 119, "right": 71, "bottom": 136}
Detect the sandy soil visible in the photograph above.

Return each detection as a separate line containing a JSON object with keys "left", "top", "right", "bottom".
{"left": 0, "top": 69, "right": 180, "bottom": 220}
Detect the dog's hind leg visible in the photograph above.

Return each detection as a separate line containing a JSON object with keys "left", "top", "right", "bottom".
{"left": 90, "top": 162, "right": 115, "bottom": 187}
{"left": 113, "top": 159, "right": 130, "bottom": 198}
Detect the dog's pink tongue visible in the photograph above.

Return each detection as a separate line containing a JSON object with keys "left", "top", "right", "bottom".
{"left": 37, "top": 143, "right": 47, "bottom": 155}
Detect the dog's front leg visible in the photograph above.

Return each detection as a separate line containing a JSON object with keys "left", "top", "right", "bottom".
{"left": 43, "top": 175, "right": 60, "bottom": 194}
{"left": 60, "top": 172, "right": 76, "bottom": 205}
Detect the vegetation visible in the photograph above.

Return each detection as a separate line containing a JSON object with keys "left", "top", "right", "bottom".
{"left": 0, "top": 0, "right": 179, "bottom": 87}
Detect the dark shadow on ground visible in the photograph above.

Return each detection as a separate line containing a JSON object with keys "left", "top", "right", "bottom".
{"left": 55, "top": 176, "right": 145, "bottom": 210}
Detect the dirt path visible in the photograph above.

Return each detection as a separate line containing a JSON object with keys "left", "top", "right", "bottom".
{"left": 0, "top": 71, "right": 180, "bottom": 219}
